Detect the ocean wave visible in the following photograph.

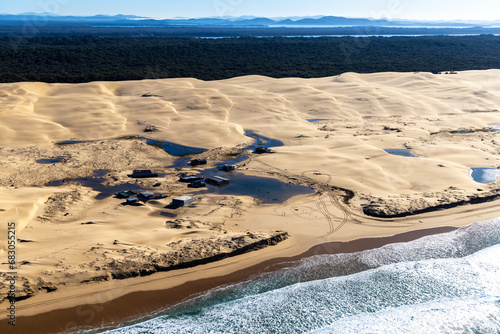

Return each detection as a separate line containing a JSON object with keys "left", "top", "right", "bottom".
{"left": 104, "top": 218, "right": 500, "bottom": 334}
{"left": 311, "top": 295, "right": 500, "bottom": 334}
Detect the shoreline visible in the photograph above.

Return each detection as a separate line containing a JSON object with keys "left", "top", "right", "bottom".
{"left": 2, "top": 225, "right": 456, "bottom": 334}
{"left": 2, "top": 71, "right": 500, "bottom": 333}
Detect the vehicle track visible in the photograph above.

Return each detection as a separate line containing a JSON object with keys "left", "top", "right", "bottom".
{"left": 316, "top": 194, "right": 337, "bottom": 236}
{"left": 301, "top": 170, "right": 349, "bottom": 236}
{"left": 252, "top": 163, "right": 420, "bottom": 234}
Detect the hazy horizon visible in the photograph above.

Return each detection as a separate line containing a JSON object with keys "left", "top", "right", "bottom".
{"left": 1, "top": 12, "right": 499, "bottom": 24}
{"left": 1, "top": 0, "right": 499, "bottom": 22}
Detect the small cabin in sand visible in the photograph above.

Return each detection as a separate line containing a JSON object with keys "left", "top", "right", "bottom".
{"left": 179, "top": 174, "right": 205, "bottom": 183}
{"left": 219, "top": 164, "right": 236, "bottom": 172}
{"left": 126, "top": 197, "right": 139, "bottom": 204}
{"left": 188, "top": 180, "right": 206, "bottom": 188}
{"left": 116, "top": 190, "right": 141, "bottom": 198}
{"left": 254, "top": 147, "right": 272, "bottom": 154}
{"left": 190, "top": 159, "right": 207, "bottom": 166}
{"left": 129, "top": 170, "right": 159, "bottom": 178}
{"left": 206, "top": 176, "right": 230, "bottom": 186}
{"left": 171, "top": 196, "right": 197, "bottom": 207}
{"left": 138, "top": 192, "right": 155, "bottom": 201}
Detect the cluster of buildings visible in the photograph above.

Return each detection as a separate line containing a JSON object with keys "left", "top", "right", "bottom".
{"left": 116, "top": 189, "right": 167, "bottom": 205}
{"left": 123, "top": 146, "right": 272, "bottom": 207}
{"left": 120, "top": 160, "right": 233, "bottom": 207}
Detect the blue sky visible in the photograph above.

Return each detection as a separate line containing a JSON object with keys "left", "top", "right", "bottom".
{"left": 2, "top": 0, "right": 500, "bottom": 21}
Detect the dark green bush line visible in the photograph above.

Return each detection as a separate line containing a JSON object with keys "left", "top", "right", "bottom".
{"left": 1, "top": 35, "right": 500, "bottom": 83}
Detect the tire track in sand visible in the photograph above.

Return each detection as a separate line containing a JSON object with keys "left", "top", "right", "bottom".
{"left": 301, "top": 170, "right": 347, "bottom": 237}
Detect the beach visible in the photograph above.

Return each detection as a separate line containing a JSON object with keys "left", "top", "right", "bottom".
{"left": 1, "top": 70, "right": 500, "bottom": 333}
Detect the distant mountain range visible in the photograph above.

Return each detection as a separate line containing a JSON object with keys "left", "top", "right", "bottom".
{"left": 0, "top": 13, "right": 498, "bottom": 28}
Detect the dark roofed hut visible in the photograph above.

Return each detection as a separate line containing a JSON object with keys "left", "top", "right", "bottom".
{"left": 254, "top": 147, "right": 272, "bottom": 154}
{"left": 206, "top": 176, "right": 229, "bottom": 186}
{"left": 179, "top": 174, "right": 205, "bottom": 183}
{"left": 219, "top": 164, "right": 236, "bottom": 172}
{"left": 190, "top": 159, "right": 207, "bottom": 166}
{"left": 171, "top": 196, "right": 197, "bottom": 207}
{"left": 129, "top": 170, "right": 159, "bottom": 178}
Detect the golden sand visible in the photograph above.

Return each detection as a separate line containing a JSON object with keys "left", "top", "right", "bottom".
{"left": 1, "top": 70, "right": 500, "bottom": 333}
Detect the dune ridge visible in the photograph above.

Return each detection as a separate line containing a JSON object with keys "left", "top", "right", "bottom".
{"left": 1, "top": 70, "right": 500, "bottom": 333}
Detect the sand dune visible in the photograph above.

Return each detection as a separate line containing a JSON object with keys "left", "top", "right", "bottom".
{"left": 1, "top": 70, "right": 500, "bottom": 333}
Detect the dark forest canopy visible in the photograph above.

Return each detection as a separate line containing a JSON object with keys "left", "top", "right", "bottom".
{"left": 1, "top": 35, "right": 500, "bottom": 83}
{"left": 2, "top": 25, "right": 500, "bottom": 38}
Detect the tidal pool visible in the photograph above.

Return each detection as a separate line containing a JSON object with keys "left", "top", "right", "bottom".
{"left": 46, "top": 170, "right": 143, "bottom": 200}
{"left": 470, "top": 167, "right": 500, "bottom": 184}
{"left": 244, "top": 131, "right": 284, "bottom": 151}
{"left": 57, "top": 136, "right": 208, "bottom": 157}
{"left": 166, "top": 158, "right": 191, "bottom": 168}
{"left": 384, "top": 149, "right": 417, "bottom": 157}
{"left": 140, "top": 138, "right": 207, "bottom": 156}
{"left": 216, "top": 156, "right": 249, "bottom": 166}
{"left": 194, "top": 168, "right": 314, "bottom": 204}
{"left": 36, "top": 158, "right": 62, "bottom": 164}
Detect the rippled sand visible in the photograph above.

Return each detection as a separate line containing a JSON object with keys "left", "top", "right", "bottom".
{"left": 1, "top": 70, "right": 500, "bottom": 333}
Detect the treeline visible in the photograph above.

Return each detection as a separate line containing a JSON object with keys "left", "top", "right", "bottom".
{"left": 1, "top": 35, "right": 500, "bottom": 83}
{"left": 2, "top": 25, "right": 500, "bottom": 38}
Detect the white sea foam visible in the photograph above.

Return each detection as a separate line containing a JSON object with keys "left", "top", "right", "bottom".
{"left": 102, "top": 218, "right": 500, "bottom": 334}
{"left": 311, "top": 295, "right": 500, "bottom": 334}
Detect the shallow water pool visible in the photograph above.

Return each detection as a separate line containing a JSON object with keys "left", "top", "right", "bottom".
{"left": 45, "top": 170, "right": 143, "bottom": 200}
{"left": 36, "top": 158, "right": 62, "bottom": 164}
{"left": 384, "top": 149, "right": 417, "bottom": 157}
{"left": 470, "top": 167, "right": 500, "bottom": 184}
{"left": 140, "top": 137, "right": 207, "bottom": 156}
{"left": 195, "top": 168, "right": 314, "bottom": 204}
{"left": 244, "top": 131, "right": 284, "bottom": 151}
